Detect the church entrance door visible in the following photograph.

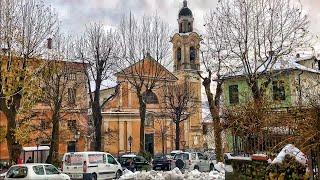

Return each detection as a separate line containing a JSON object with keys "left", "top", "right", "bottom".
{"left": 145, "top": 134, "right": 154, "bottom": 155}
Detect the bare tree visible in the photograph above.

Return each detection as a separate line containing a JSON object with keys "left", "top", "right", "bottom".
{"left": 0, "top": 0, "right": 58, "bottom": 163}
{"left": 154, "top": 117, "right": 171, "bottom": 155}
{"left": 214, "top": 0, "right": 309, "bottom": 102}
{"left": 162, "top": 80, "right": 196, "bottom": 150}
{"left": 76, "top": 23, "right": 119, "bottom": 151}
{"left": 198, "top": 9, "right": 235, "bottom": 162}
{"left": 116, "top": 14, "right": 171, "bottom": 152}
{"left": 40, "top": 34, "right": 87, "bottom": 164}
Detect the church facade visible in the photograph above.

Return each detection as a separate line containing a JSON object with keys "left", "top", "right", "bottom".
{"left": 101, "top": 0, "right": 204, "bottom": 156}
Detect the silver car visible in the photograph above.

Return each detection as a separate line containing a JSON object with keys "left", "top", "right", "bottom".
{"left": 171, "top": 152, "right": 216, "bottom": 172}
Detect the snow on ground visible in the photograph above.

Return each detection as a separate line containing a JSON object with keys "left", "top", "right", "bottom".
{"left": 271, "top": 144, "right": 307, "bottom": 165}
{"left": 119, "top": 167, "right": 225, "bottom": 180}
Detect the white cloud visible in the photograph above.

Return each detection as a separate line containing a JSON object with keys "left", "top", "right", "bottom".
{"left": 44, "top": 0, "right": 319, "bottom": 49}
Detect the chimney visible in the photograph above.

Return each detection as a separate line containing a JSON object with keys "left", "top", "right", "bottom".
{"left": 47, "top": 38, "right": 52, "bottom": 49}
{"left": 296, "top": 53, "right": 300, "bottom": 58}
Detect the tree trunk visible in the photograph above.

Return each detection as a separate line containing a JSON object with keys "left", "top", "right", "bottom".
{"left": 250, "top": 79, "right": 262, "bottom": 103}
{"left": 175, "top": 121, "right": 180, "bottom": 150}
{"left": 92, "top": 101, "right": 103, "bottom": 151}
{"left": 202, "top": 76, "right": 223, "bottom": 162}
{"left": 5, "top": 110, "right": 21, "bottom": 165}
{"left": 47, "top": 111, "right": 60, "bottom": 164}
{"left": 91, "top": 76, "right": 103, "bottom": 151}
{"left": 138, "top": 94, "right": 146, "bottom": 153}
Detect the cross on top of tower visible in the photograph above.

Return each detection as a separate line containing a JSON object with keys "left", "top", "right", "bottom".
{"left": 183, "top": 0, "right": 188, "bottom": 7}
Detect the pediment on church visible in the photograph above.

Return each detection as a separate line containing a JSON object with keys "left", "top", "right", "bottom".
{"left": 115, "top": 55, "right": 178, "bottom": 81}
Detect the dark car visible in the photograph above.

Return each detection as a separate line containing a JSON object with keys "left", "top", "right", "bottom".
{"left": 118, "top": 154, "right": 150, "bottom": 172}
{"left": 152, "top": 154, "right": 171, "bottom": 171}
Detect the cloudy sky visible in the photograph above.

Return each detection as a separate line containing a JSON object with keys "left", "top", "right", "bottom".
{"left": 43, "top": 0, "right": 320, "bottom": 51}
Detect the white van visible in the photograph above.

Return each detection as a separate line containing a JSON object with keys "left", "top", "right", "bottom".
{"left": 62, "top": 152, "right": 122, "bottom": 180}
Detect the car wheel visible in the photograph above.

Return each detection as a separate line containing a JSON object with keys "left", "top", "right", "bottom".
{"left": 194, "top": 165, "right": 199, "bottom": 170}
{"left": 91, "top": 173, "right": 97, "bottom": 180}
{"left": 175, "top": 159, "right": 185, "bottom": 170}
{"left": 115, "top": 170, "right": 122, "bottom": 179}
{"left": 210, "top": 164, "right": 214, "bottom": 171}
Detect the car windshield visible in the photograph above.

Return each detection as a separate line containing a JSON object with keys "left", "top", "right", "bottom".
{"left": 6, "top": 166, "right": 28, "bottom": 178}
{"left": 154, "top": 155, "right": 166, "bottom": 160}
{"left": 64, "top": 154, "right": 85, "bottom": 166}
{"left": 174, "top": 153, "right": 189, "bottom": 160}
{"left": 170, "top": 152, "right": 179, "bottom": 157}
{"left": 119, "top": 157, "right": 133, "bottom": 164}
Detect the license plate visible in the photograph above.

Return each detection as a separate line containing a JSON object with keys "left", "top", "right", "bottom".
{"left": 70, "top": 173, "right": 83, "bottom": 179}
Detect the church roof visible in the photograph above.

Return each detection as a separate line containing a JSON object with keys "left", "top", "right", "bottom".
{"left": 115, "top": 54, "right": 178, "bottom": 81}
{"left": 179, "top": 0, "right": 193, "bottom": 18}
{"left": 179, "top": 7, "right": 193, "bottom": 18}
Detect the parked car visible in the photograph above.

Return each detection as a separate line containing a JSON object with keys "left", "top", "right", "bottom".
{"left": 171, "top": 152, "right": 216, "bottom": 172}
{"left": 118, "top": 154, "right": 151, "bottom": 172}
{"left": 62, "top": 151, "right": 122, "bottom": 180}
{"left": 152, "top": 154, "right": 171, "bottom": 171}
{"left": 3, "top": 163, "right": 70, "bottom": 180}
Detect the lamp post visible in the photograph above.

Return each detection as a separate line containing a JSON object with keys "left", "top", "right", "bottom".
{"left": 128, "top": 136, "right": 133, "bottom": 154}
{"left": 74, "top": 131, "right": 80, "bottom": 152}
{"left": 181, "top": 140, "right": 186, "bottom": 151}
{"left": 36, "top": 138, "right": 40, "bottom": 163}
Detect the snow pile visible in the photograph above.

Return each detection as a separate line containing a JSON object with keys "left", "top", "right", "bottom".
{"left": 271, "top": 144, "right": 307, "bottom": 165}
{"left": 119, "top": 166, "right": 226, "bottom": 180}
{"left": 119, "top": 169, "right": 138, "bottom": 180}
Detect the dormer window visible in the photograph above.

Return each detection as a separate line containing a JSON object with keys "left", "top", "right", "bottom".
{"left": 177, "top": 47, "right": 182, "bottom": 61}
{"left": 190, "top": 47, "right": 196, "bottom": 62}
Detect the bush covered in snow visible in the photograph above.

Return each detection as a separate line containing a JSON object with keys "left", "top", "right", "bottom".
{"left": 266, "top": 144, "right": 309, "bottom": 179}
{"left": 119, "top": 166, "right": 226, "bottom": 180}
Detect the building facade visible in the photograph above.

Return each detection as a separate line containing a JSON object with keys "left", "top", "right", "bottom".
{"left": 221, "top": 54, "right": 320, "bottom": 154}
{"left": 0, "top": 59, "right": 89, "bottom": 162}
{"left": 101, "top": 0, "right": 204, "bottom": 156}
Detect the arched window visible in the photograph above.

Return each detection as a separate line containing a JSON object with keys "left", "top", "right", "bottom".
{"left": 188, "top": 22, "right": 192, "bottom": 32}
{"left": 190, "top": 47, "right": 196, "bottom": 62}
{"left": 177, "top": 47, "right": 181, "bottom": 61}
{"left": 179, "top": 23, "right": 182, "bottom": 33}
{"left": 142, "top": 90, "right": 159, "bottom": 104}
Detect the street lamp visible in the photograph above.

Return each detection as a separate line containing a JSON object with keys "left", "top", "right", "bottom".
{"left": 128, "top": 136, "right": 133, "bottom": 154}
{"left": 36, "top": 138, "right": 40, "bottom": 163}
{"left": 74, "top": 131, "right": 80, "bottom": 152}
{"left": 181, "top": 140, "right": 186, "bottom": 151}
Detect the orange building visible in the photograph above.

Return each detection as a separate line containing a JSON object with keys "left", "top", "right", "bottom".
{"left": 0, "top": 59, "right": 89, "bottom": 162}
{"left": 101, "top": 0, "right": 204, "bottom": 156}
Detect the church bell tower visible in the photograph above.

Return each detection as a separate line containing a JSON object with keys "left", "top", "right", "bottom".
{"left": 171, "top": 0, "right": 203, "bottom": 150}
{"left": 172, "top": 0, "right": 201, "bottom": 72}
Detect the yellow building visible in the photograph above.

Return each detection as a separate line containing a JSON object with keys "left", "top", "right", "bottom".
{"left": 101, "top": 0, "right": 204, "bottom": 156}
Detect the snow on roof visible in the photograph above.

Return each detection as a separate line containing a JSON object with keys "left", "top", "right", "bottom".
{"left": 271, "top": 144, "right": 307, "bottom": 165}
{"left": 121, "top": 154, "right": 137, "bottom": 158}
{"left": 295, "top": 54, "right": 315, "bottom": 62}
{"left": 223, "top": 57, "right": 320, "bottom": 79}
